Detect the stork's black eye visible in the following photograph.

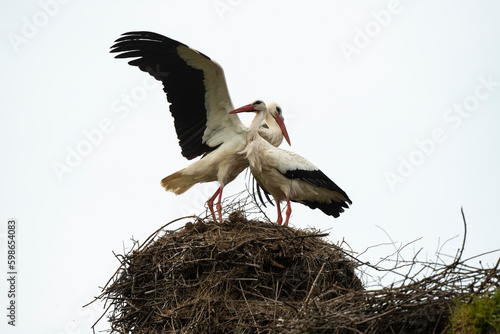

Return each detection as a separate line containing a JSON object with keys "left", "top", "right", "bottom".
{"left": 276, "top": 106, "right": 282, "bottom": 115}
{"left": 254, "top": 100, "right": 263, "bottom": 105}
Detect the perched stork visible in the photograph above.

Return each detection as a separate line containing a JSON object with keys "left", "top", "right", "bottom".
{"left": 230, "top": 100, "right": 352, "bottom": 226}
{"left": 110, "top": 32, "right": 289, "bottom": 222}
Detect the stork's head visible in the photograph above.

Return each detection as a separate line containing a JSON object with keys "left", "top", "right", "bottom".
{"left": 229, "top": 99, "right": 266, "bottom": 114}
{"left": 266, "top": 102, "right": 283, "bottom": 121}
{"left": 230, "top": 100, "right": 291, "bottom": 146}
{"left": 265, "top": 102, "right": 290, "bottom": 146}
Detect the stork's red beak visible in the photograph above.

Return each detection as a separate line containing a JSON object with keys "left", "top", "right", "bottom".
{"left": 274, "top": 116, "right": 291, "bottom": 146}
{"left": 229, "top": 104, "right": 292, "bottom": 146}
{"left": 228, "top": 104, "right": 255, "bottom": 114}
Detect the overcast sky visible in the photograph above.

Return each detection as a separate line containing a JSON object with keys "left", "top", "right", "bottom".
{"left": 2, "top": 1, "right": 500, "bottom": 332}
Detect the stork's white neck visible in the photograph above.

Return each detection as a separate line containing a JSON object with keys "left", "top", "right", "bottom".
{"left": 247, "top": 110, "right": 268, "bottom": 143}
{"left": 264, "top": 112, "right": 280, "bottom": 132}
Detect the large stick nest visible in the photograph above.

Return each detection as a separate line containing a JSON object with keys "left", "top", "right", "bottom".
{"left": 93, "top": 207, "right": 500, "bottom": 333}
{"left": 96, "top": 210, "right": 362, "bottom": 333}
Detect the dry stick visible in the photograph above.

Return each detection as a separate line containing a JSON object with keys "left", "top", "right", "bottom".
{"left": 375, "top": 224, "right": 405, "bottom": 263}
{"left": 467, "top": 256, "right": 500, "bottom": 304}
{"left": 450, "top": 207, "right": 468, "bottom": 269}
{"left": 90, "top": 215, "right": 198, "bottom": 304}
{"left": 88, "top": 215, "right": 199, "bottom": 330}
{"left": 304, "top": 263, "right": 326, "bottom": 305}
{"left": 90, "top": 302, "right": 114, "bottom": 334}
{"left": 273, "top": 280, "right": 281, "bottom": 320}
{"left": 401, "top": 248, "right": 424, "bottom": 287}
{"left": 356, "top": 241, "right": 400, "bottom": 258}
{"left": 374, "top": 237, "right": 423, "bottom": 267}
{"left": 89, "top": 251, "right": 131, "bottom": 303}
{"left": 260, "top": 233, "right": 329, "bottom": 242}
{"left": 461, "top": 248, "right": 500, "bottom": 264}
{"left": 239, "top": 281, "right": 257, "bottom": 326}
{"left": 138, "top": 215, "right": 200, "bottom": 251}
{"left": 237, "top": 323, "right": 290, "bottom": 330}
{"left": 335, "top": 239, "right": 422, "bottom": 284}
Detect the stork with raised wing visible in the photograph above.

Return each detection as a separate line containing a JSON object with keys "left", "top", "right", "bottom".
{"left": 230, "top": 101, "right": 352, "bottom": 226}
{"left": 110, "top": 32, "right": 290, "bottom": 222}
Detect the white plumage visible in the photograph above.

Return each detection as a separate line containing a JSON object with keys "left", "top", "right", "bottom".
{"left": 111, "top": 32, "right": 289, "bottom": 221}
{"left": 231, "top": 101, "right": 352, "bottom": 226}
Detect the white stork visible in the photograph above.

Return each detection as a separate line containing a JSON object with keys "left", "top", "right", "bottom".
{"left": 110, "top": 32, "right": 290, "bottom": 222}
{"left": 230, "top": 100, "right": 352, "bottom": 226}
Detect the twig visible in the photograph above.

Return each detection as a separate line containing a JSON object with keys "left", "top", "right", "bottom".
{"left": 304, "top": 263, "right": 326, "bottom": 305}
{"left": 239, "top": 281, "right": 257, "bottom": 326}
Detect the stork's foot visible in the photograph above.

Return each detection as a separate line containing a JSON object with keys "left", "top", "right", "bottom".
{"left": 216, "top": 202, "right": 222, "bottom": 223}
{"left": 207, "top": 185, "right": 224, "bottom": 223}
{"left": 207, "top": 187, "right": 221, "bottom": 223}
{"left": 275, "top": 201, "right": 283, "bottom": 225}
{"left": 208, "top": 205, "right": 218, "bottom": 223}
{"left": 276, "top": 216, "right": 283, "bottom": 226}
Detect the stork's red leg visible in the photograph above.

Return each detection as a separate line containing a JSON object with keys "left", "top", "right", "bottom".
{"left": 284, "top": 195, "right": 292, "bottom": 226}
{"left": 207, "top": 187, "right": 221, "bottom": 222}
{"left": 215, "top": 185, "right": 224, "bottom": 223}
{"left": 276, "top": 201, "right": 283, "bottom": 226}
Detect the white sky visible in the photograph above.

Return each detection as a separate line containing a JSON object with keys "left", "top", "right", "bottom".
{"left": 1, "top": 1, "right": 500, "bottom": 332}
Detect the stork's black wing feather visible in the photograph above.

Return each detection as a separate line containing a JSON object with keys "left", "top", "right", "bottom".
{"left": 282, "top": 168, "right": 352, "bottom": 218}
{"left": 282, "top": 169, "right": 351, "bottom": 203}
{"left": 248, "top": 171, "right": 274, "bottom": 208}
{"left": 111, "top": 31, "right": 217, "bottom": 160}
{"left": 255, "top": 177, "right": 275, "bottom": 207}
{"left": 294, "top": 199, "right": 349, "bottom": 218}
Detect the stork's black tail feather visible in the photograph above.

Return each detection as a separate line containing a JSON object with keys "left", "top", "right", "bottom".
{"left": 295, "top": 199, "right": 350, "bottom": 218}
{"left": 248, "top": 171, "right": 274, "bottom": 208}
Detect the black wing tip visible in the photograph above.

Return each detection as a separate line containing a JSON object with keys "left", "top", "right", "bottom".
{"left": 113, "top": 31, "right": 174, "bottom": 42}
{"left": 298, "top": 199, "right": 351, "bottom": 218}
{"left": 110, "top": 31, "right": 179, "bottom": 54}
{"left": 111, "top": 31, "right": 187, "bottom": 52}
{"left": 110, "top": 31, "right": 212, "bottom": 60}
{"left": 110, "top": 31, "right": 156, "bottom": 51}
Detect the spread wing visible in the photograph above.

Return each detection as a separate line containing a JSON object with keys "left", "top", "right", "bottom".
{"left": 111, "top": 31, "right": 246, "bottom": 160}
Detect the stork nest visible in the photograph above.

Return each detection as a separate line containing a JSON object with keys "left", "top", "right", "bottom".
{"left": 92, "top": 209, "right": 500, "bottom": 333}
{"left": 94, "top": 211, "right": 361, "bottom": 333}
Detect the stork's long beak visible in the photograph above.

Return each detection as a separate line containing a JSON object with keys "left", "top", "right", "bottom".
{"left": 274, "top": 116, "right": 291, "bottom": 146}
{"left": 228, "top": 104, "right": 255, "bottom": 114}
